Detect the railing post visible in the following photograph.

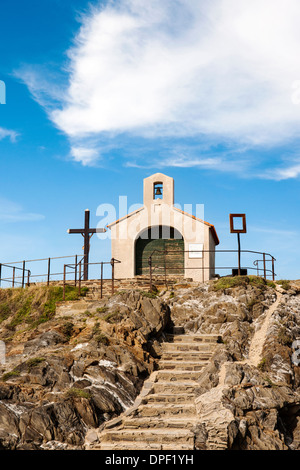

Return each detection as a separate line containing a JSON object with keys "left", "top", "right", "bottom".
{"left": 164, "top": 249, "right": 167, "bottom": 287}
{"left": 111, "top": 258, "right": 115, "bottom": 295}
{"left": 74, "top": 255, "right": 78, "bottom": 287}
{"left": 149, "top": 256, "right": 153, "bottom": 292}
{"left": 272, "top": 257, "right": 275, "bottom": 281}
{"left": 47, "top": 258, "right": 51, "bottom": 286}
{"left": 22, "top": 261, "right": 26, "bottom": 288}
{"left": 100, "top": 262, "right": 103, "bottom": 299}
{"left": 27, "top": 270, "right": 31, "bottom": 287}
{"left": 78, "top": 261, "right": 81, "bottom": 297}
{"left": 12, "top": 267, "right": 15, "bottom": 288}
{"left": 63, "top": 265, "right": 66, "bottom": 301}
{"left": 237, "top": 234, "right": 241, "bottom": 276}
{"left": 263, "top": 253, "right": 266, "bottom": 279}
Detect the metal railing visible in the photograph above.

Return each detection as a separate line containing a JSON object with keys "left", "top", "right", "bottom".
{"left": 0, "top": 262, "right": 31, "bottom": 288}
{"left": 148, "top": 249, "right": 276, "bottom": 291}
{"left": 0, "top": 255, "right": 82, "bottom": 288}
{"left": 0, "top": 255, "right": 122, "bottom": 301}
{"left": 63, "top": 258, "right": 121, "bottom": 300}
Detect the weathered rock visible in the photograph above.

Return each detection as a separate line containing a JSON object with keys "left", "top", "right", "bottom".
{"left": 1, "top": 281, "right": 300, "bottom": 450}
{"left": 0, "top": 289, "right": 170, "bottom": 449}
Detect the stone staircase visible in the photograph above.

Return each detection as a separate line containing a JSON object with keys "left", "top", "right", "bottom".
{"left": 41, "top": 276, "right": 197, "bottom": 300}
{"left": 89, "top": 331, "right": 221, "bottom": 450}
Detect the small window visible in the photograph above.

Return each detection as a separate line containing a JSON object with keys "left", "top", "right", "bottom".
{"left": 153, "top": 182, "right": 163, "bottom": 200}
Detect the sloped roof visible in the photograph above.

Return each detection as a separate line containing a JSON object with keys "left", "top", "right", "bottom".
{"left": 107, "top": 205, "right": 219, "bottom": 246}
{"left": 106, "top": 207, "right": 144, "bottom": 228}
{"left": 173, "top": 207, "right": 219, "bottom": 246}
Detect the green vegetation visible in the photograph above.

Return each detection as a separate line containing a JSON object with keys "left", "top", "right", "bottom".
{"left": 61, "top": 321, "right": 74, "bottom": 340}
{"left": 277, "top": 327, "right": 292, "bottom": 346}
{"left": 276, "top": 280, "right": 291, "bottom": 291}
{"left": 0, "top": 302, "right": 11, "bottom": 324}
{"left": 27, "top": 357, "right": 46, "bottom": 371}
{"left": 103, "top": 310, "right": 123, "bottom": 324}
{"left": 92, "top": 321, "right": 109, "bottom": 345}
{"left": 213, "top": 275, "right": 276, "bottom": 292}
{"left": 65, "top": 387, "right": 91, "bottom": 400}
{"left": 96, "top": 307, "right": 109, "bottom": 314}
{"left": 141, "top": 290, "right": 158, "bottom": 299}
{"left": 257, "top": 356, "right": 272, "bottom": 372}
{"left": 1, "top": 369, "right": 20, "bottom": 382}
{"left": 0, "top": 285, "right": 87, "bottom": 332}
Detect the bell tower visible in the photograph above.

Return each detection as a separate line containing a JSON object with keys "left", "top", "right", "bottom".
{"left": 143, "top": 173, "right": 174, "bottom": 208}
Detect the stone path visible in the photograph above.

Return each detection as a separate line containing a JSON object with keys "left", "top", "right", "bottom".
{"left": 88, "top": 332, "right": 220, "bottom": 450}
{"left": 192, "top": 289, "right": 284, "bottom": 450}
{"left": 247, "top": 289, "right": 282, "bottom": 367}
{"left": 86, "top": 288, "right": 283, "bottom": 451}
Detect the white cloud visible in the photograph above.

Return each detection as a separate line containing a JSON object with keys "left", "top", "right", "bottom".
{"left": 0, "top": 198, "right": 45, "bottom": 223}
{"left": 19, "top": 0, "right": 300, "bottom": 171}
{"left": 70, "top": 146, "right": 100, "bottom": 165}
{"left": 0, "top": 127, "right": 19, "bottom": 142}
{"left": 268, "top": 164, "right": 300, "bottom": 180}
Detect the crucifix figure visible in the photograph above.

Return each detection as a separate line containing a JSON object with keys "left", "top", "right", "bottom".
{"left": 67, "top": 209, "right": 106, "bottom": 280}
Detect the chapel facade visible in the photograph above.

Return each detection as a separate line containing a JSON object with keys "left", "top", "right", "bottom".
{"left": 107, "top": 173, "right": 219, "bottom": 282}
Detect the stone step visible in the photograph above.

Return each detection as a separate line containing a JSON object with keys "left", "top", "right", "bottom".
{"left": 161, "top": 351, "right": 213, "bottom": 361}
{"left": 153, "top": 381, "right": 198, "bottom": 394}
{"left": 166, "top": 334, "right": 221, "bottom": 343}
{"left": 155, "top": 370, "right": 204, "bottom": 381}
{"left": 144, "top": 393, "right": 195, "bottom": 405}
{"left": 162, "top": 342, "right": 216, "bottom": 352}
{"left": 101, "top": 428, "right": 194, "bottom": 445}
{"left": 122, "top": 416, "right": 198, "bottom": 429}
{"left": 159, "top": 360, "right": 209, "bottom": 371}
{"left": 96, "top": 441, "right": 194, "bottom": 450}
{"left": 136, "top": 403, "right": 196, "bottom": 418}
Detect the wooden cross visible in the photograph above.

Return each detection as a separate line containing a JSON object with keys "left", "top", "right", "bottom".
{"left": 67, "top": 209, "right": 106, "bottom": 280}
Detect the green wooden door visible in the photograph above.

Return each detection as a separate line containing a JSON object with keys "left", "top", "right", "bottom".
{"left": 135, "top": 231, "right": 184, "bottom": 276}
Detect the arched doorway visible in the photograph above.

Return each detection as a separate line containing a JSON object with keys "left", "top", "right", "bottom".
{"left": 135, "top": 226, "right": 184, "bottom": 276}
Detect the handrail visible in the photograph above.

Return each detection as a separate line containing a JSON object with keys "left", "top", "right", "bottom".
{"left": 0, "top": 254, "right": 82, "bottom": 288}
{"left": 63, "top": 258, "right": 121, "bottom": 300}
{"left": 148, "top": 248, "right": 276, "bottom": 291}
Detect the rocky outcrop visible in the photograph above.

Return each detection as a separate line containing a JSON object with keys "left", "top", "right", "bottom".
{"left": 0, "top": 289, "right": 170, "bottom": 449}
{"left": 166, "top": 279, "right": 300, "bottom": 450}
{"left": 1, "top": 277, "right": 300, "bottom": 450}
{"left": 90, "top": 333, "right": 220, "bottom": 450}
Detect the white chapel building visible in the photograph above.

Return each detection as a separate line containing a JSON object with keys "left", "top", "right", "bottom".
{"left": 107, "top": 173, "right": 219, "bottom": 282}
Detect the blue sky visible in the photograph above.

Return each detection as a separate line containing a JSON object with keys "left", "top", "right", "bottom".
{"left": 0, "top": 0, "right": 300, "bottom": 281}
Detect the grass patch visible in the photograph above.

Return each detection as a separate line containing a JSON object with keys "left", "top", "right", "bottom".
{"left": 1, "top": 369, "right": 20, "bottom": 382}
{"left": 96, "top": 307, "right": 109, "bottom": 314}
{"left": 213, "top": 275, "right": 274, "bottom": 292}
{"left": 65, "top": 387, "right": 91, "bottom": 400}
{"left": 141, "top": 291, "right": 158, "bottom": 299}
{"left": 103, "top": 311, "right": 123, "bottom": 324}
{"left": 92, "top": 321, "right": 109, "bottom": 345}
{"left": 27, "top": 357, "right": 46, "bottom": 372}
{"left": 276, "top": 280, "right": 291, "bottom": 291}
{"left": 277, "top": 327, "right": 292, "bottom": 346}
{"left": 0, "top": 302, "right": 11, "bottom": 323}
{"left": 0, "top": 285, "right": 85, "bottom": 331}
{"left": 61, "top": 321, "right": 74, "bottom": 340}
{"left": 257, "top": 357, "right": 272, "bottom": 372}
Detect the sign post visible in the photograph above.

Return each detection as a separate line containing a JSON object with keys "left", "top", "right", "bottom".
{"left": 229, "top": 214, "right": 247, "bottom": 276}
